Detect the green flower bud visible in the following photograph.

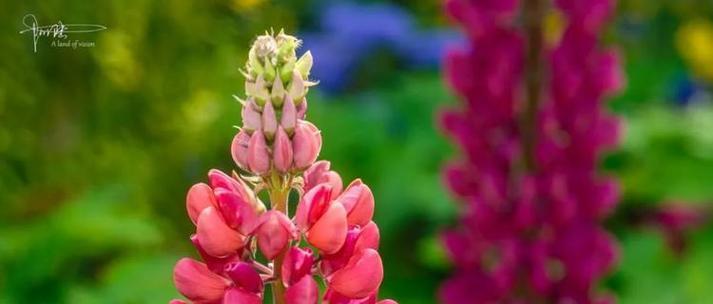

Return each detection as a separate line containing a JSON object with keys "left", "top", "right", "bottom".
{"left": 271, "top": 74, "right": 285, "bottom": 107}
{"left": 288, "top": 71, "right": 306, "bottom": 101}
{"left": 264, "top": 58, "right": 276, "bottom": 83}
{"left": 280, "top": 56, "right": 296, "bottom": 83}
{"left": 295, "top": 51, "right": 313, "bottom": 80}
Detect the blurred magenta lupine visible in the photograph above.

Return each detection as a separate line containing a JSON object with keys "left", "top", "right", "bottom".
{"left": 439, "top": 0, "right": 623, "bottom": 303}
{"left": 171, "top": 31, "right": 396, "bottom": 304}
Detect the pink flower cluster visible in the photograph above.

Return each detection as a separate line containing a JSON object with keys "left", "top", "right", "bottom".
{"left": 171, "top": 31, "right": 396, "bottom": 304}
{"left": 439, "top": 0, "right": 624, "bottom": 303}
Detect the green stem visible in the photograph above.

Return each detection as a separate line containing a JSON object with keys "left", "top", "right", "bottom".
{"left": 268, "top": 172, "right": 290, "bottom": 304}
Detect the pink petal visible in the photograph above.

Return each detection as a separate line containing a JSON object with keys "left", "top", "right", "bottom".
{"left": 173, "top": 258, "right": 229, "bottom": 303}
{"left": 336, "top": 179, "right": 375, "bottom": 227}
{"left": 196, "top": 207, "right": 245, "bottom": 257}
{"left": 282, "top": 247, "right": 314, "bottom": 286}
{"left": 285, "top": 275, "right": 319, "bottom": 304}
{"left": 281, "top": 95, "right": 297, "bottom": 133}
{"left": 222, "top": 287, "right": 262, "bottom": 304}
{"left": 186, "top": 183, "right": 218, "bottom": 225}
{"left": 247, "top": 130, "right": 271, "bottom": 175}
{"left": 214, "top": 188, "right": 260, "bottom": 235}
{"left": 241, "top": 99, "right": 262, "bottom": 132}
{"left": 256, "top": 211, "right": 296, "bottom": 259}
{"left": 378, "top": 300, "right": 398, "bottom": 304}
{"left": 295, "top": 184, "right": 333, "bottom": 230}
{"left": 303, "top": 161, "right": 343, "bottom": 196}
{"left": 307, "top": 203, "right": 347, "bottom": 254}
{"left": 354, "top": 222, "right": 380, "bottom": 252}
{"left": 273, "top": 127, "right": 294, "bottom": 173}
{"left": 225, "top": 262, "right": 263, "bottom": 293}
{"left": 231, "top": 130, "right": 251, "bottom": 170}
{"left": 169, "top": 300, "right": 187, "bottom": 304}
{"left": 292, "top": 120, "right": 322, "bottom": 169}
{"left": 262, "top": 100, "right": 277, "bottom": 138}
{"left": 329, "top": 249, "right": 383, "bottom": 298}
{"left": 191, "top": 235, "right": 241, "bottom": 273}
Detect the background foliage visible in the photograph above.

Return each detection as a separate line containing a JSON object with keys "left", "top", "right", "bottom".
{"left": 1, "top": 0, "right": 712, "bottom": 303}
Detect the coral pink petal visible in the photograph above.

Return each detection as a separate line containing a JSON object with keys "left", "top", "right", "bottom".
{"left": 295, "top": 184, "right": 332, "bottom": 230}
{"left": 355, "top": 221, "right": 380, "bottom": 251}
{"left": 168, "top": 300, "right": 187, "bottom": 304}
{"left": 307, "top": 203, "right": 347, "bottom": 254}
{"left": 329, "top": 248, "right": 384, "bottom": 298}
{"left": 196, "top": 207, "right": 245, "bottom": 257}
{"left": 337, "top": 180, "right": 375, "bottom": 227}
{"left": 378, "top": 300, "right": 398, "bottom": 304}
{"left": 222, "top": 287, "right": 261, "bottom": 304}
{"left": 186, "top": 183, "right": 218, "bottom": 225}
{"left": 257, "top": 211, "right": 295, "bottom": 259}
{"left": 173, "top": 258, "right": 229, "bottom": 303}
{"left": 285, "top": 275, "right": 319, "bottom": 304}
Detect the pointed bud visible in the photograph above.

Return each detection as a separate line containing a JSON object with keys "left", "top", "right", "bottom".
{"left": 281, "top": 56, "right": 296, "bottom": 83}
{"left": 262, "top": 101, "right": 277, "bottom": 139}
{"left": 336, "top": 179, "right": 375, "bottom": 227}
{"left": 186, "top": 183, "right": 218, "bottom": 225}
{"left": 271, "top": 74, "right": 286, "bottom": 107}
{"left": 241, "top": 99, "right": 262, "bottom": 132}
{"left": 296, "top": 99, "right": 307, "bottom": 118}
{"left": 288, "top": 71, "right": 306, "bottom": 101}
{"left": 307, "top": 203, "right": 348, "bottom": 254}
{"left": 225, "top": 262, "right": 263, "bottom": 293}
{"left": 196, "top": 207, "right": 246, "bottom": 257}
{"left": 248, "top": 50, "right": 264, "bottom": 76}
{"left": 329, "top": 248, "right": 383, "bottom": 299}
{"left": 264, "top": 57, "right": 277, "bottom": 82}
{"left": 247, "top": 130, "right": 270, "bottom": 175}
{"left": 282, "top": 247, "right": 314, "bottom": 286}
{"left": 273, "top": 127, "right": 294, "bottom": 173}
{"left": 245, "top": 76, "right": 269, "bottom": 106}
{"left": 285, "top": 275, "right": 319, "bottom": 304}
{"left": 173, "top": 258, "right": 229, "bottom": 303}
{"left": 281, "top": 96, "right": 297, "bottom": 134}
{"left": 256, "top": 211, "right": 297, "bottom": 260}
{"left": 231, "top": 130, "right": 251, "bottom": 170}
{"left": 296, "top": 51, "right": 313, "bottom": 80}
{"left": 293, "top": 121, "right": 322, "bottom": 169}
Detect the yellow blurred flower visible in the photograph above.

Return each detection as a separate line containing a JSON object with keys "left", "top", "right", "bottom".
{"left": 231, "top": 0, "right": 265, "bottom": 12}
{"left": 544, "top": 9, "right": 566, "bottom": 47}
{"left": 677, "top": 19, "right": 713, "bottom": 83}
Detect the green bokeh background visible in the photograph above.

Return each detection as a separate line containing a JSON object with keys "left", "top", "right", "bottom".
{"left": 1, "top": 1, "right": 712, "bottom": 303}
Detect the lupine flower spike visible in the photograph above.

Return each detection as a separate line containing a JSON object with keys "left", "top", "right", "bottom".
{"left": 439, "top": 0, "right": 623, "bottom": 303}
{"left": 171, "top": 30, "right": 397, "bottom": 304}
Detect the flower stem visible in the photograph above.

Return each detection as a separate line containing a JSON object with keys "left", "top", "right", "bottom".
{"left": 268, "top": 172, "right": 290, "bottom": 304}
{"left": 521, "top": 0, "right": 545, "bottom": 171}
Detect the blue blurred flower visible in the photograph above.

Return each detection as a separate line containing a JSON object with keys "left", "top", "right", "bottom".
{"left": 300, "top": 2, "right": 463, "bottom": 92}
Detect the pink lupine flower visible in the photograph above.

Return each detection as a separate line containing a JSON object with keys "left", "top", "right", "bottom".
{"left": 439, "top": 0, "right": 622, "bottom": 302}
{"left": 171, "top": 31, "right": 396, "bottom": 304}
